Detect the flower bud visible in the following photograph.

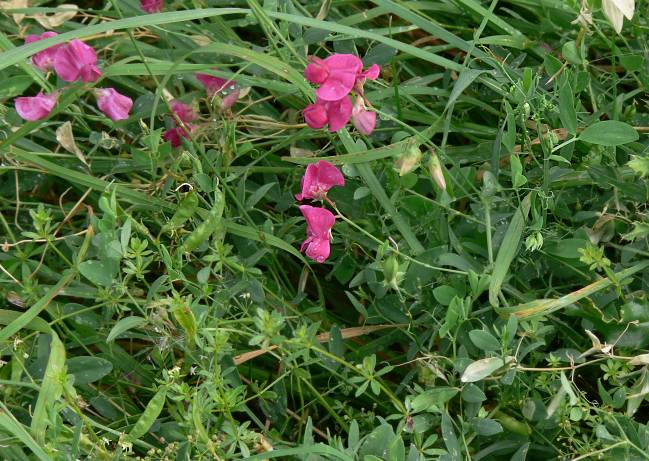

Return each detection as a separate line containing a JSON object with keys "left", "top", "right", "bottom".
{"left": 427, "top": 151, "right": 446, "bottom": 190}
{"left": 382, "top": 255, "right": 399, "bottom": 286}
{"left": 395, "top": 144, "right": 422, "bottom": 176}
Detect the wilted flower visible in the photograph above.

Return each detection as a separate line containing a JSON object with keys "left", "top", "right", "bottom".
{"left": 163, "top": 125, "right": 193, "bottom": 148}
{"left": 15, "top": 91, "right": 57, "bottom": 121}
{"left": 54, "top": 39, "right": 102, "bottom": 82}
{"left": 295, "top": 160, "right": 345, "bottom": 201}
{"left": 25, "top": 31, "right": 62, "bottom": 72}
{"left": 299, "top": 205, "right": 335, "bottom": 263}
{"left": 196, "top": 72, "right": 240, "bottom": 109}
{"left": 602, "top": 0, "right": 634, "bottom": 33}
{"left": 170, "top": 100, "right": 198, "bottom": 123}
{"left": 303, "top": 96, "right": 352, "bottom": 132}
{"left": 96, "top": 88, "right": 132, "bottom": 121}
{"left": 140, "top": 0, "right": 163, "bottom": 13}
{"left": 351, "top": 96, "right": 376, "bottom": 136}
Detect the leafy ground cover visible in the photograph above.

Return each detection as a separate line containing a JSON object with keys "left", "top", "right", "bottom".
{"left": 1, "top": 0, "right": 649, "bottom": 460}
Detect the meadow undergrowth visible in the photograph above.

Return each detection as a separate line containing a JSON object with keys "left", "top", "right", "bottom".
{"left": 0, "top": 0, "right": 649, "bottom": 460}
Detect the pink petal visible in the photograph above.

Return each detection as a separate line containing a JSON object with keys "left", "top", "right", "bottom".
{"left": 26, "top": 32, "right": 61, "bottom": 72}
{"left": 361, "top": 64, "right": 381, "bottom": 80}
{"left": 303, "top": 236, "right": 331, "bottom": 263}
{"left": 296, "top": 160, "right": 345, "bottom": 201}
{"left": 196, "top": 72, "right": 228, "bottom": 95}
{"left": 96, "top": 88, "right": 132, "bottom": 121}
{"left": 314, "top": 160, "right": 345, "bottom": 188}
{"left": 171, "top": 100, "right": 197, "bottom": 123}
{"left": 304, "top": 57, "right": 328, "bottom": 84}
{"left": 352, "top": 109, "right": 376, "bottom": 135}
{"left": 326, "top": 96, "right": 352, "bottom": 132}
{"left": 54, "top": 40, "right": 100, "bottom": 82}
{"left": 316, "top": 54, "right": 362, "bottom": 101}
{"left": 15, "top": 92, "right": 57, "bottom": 121}
{"left": 303, "top": 102, "right": 328, "bottom": 130}
{"left": 140, "top": 0, "right": 163, "bottom": 13}
{"left": 300, "top": 205, "right": 335, "bottom": 237}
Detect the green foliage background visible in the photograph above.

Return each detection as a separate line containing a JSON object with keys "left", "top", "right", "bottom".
{"left": 1, "top": 0, "right": 649, "bottom": 460}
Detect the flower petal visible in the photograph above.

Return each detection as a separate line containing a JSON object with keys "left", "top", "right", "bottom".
{"left": 15, "top": 92, "right": 57, "bottom": 121}
{"left": 326, "top": 96, "right": 352, "bottom": 132}
{"left": 96, "top": 88, "right": 132, "bottom": 121}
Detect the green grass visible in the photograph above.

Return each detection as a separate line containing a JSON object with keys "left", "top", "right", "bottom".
{"left": 1, "top": 0, "right": 649, "bottom": 460}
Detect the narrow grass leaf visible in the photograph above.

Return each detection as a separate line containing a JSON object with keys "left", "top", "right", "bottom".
{"left": 489, "top": 193, "right": 532, "bottom": 306}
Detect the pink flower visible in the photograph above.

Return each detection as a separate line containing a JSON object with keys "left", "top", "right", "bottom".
{"left": 140, "top": 0, "right": 163, "bottom": 13}
{"left": 15, "top": 92, "right": 57, "bottom": 121}
{"left": 299, "top": 205, "right": 335, "bottom": 263}
{"left": 96, "top": 88, "right": 132, "bottom": 121}
{"left": 196, "top": 72, "right": 240, "bottom": 109}
{"left": 296, "top": 160, "right": 345, "bottom": 201}
{"left": 163, "top": 125, "right": 193, "bottom": 148}
{"left": 54, "top": 39, "right": 102, "bottom": 83}
{"left": 351, "top": 96, "right": 376, "bottom": 136}
{"left": 25, "top": 32, "right": 62, "bottom": 72}
{"left": 304, "top": 54, "right": 381, "bottom": 101}
{"left": 303, "top": 96, "right": 352, "bottom": 132}
{"left": 171, "top": 100, "right": 197, "bottom": 123}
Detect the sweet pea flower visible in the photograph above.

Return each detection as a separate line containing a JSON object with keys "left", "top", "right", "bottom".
{"left": 299, "top": 205, "right": 335, "bottom": 263}
{"left": 296, "top": 160, "right": 345, "bottom": 201}
{"left": 15, "top": 92, "right": 57, "bottom": 121}
{"left": 196, "top": 72, "right": 240, "bottom": 109}
{"left": 304, "top": 54, "right": 381, "bottom": 101}
{"left": 351, "top": 96, "right": 376, "bottom": 136}
{"left": 303, "top": 96, "right": 352, "bottom": 132}
{"left": 140, "top": 0, "right": 163, "bottom": 13}
{"left": 171, "top": 100, "right": 198, "bottom": 123}
{"left": 54, "top": 39, "right": 102, "bottom": 82}
{"left": 96, "top": 88, "right": 132, "bottom": 121}
{"left": 163, "top": 125, "right": 193, "bottom": 148}
{"left": 25, "top": 31, "right": 62, "bottom": 72}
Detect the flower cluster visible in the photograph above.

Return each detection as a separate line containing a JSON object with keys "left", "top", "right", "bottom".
{"left": 15, "top": 32, "right": 132, "bottom": 122}
{"left": 163, "top": 71, "right": 241, "bottom": 148}
{"left": 140, "top": 0, "right": 164, "bottom": 13}
{"left": 295, "top": 160, "right": 345, "bottom": 263}
{"left": 303, "top": 54, "right": 380, "bottom": 135}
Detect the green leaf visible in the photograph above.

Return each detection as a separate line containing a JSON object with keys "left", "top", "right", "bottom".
{"left": 559, "top": 80, "right": 577, "bottom": 135}
{"left": 510, "top": 154, "right": 527, "bottom": 188}
{"left": 409, "top": 388, "right": 459, "bottom": 413}
{"left": 107, "top": 316, "right": 146, "bottom": 343}
{"left": 441, "top": 413, "right": 461, "bottom": 461}
{"left": 468, "top": 330, "right": 501, "bottom": 351}
{"left": 461, "top": 384, "right": 486, "bottom": 403}
{"left": 489, "top": 193, "right": 532, "bottom": 306}
{"left": 0, "top": 403, "right": 50, "bottom": 461}
{"left": 579, "top": 121, "right": 639, "bottom": 146}
{"left": 470, "top": 418, "right": 503, "bottom": 436}
{"left": 31, "top": 333, "right": 66, "bottom": 444}
{"left": 461, "top": 357, "right": 505, "bottom": 383}
{"left": 67, "top": 356, "right": 113, "bottom": 385}
{"left": 446, "top": 69, "right": 486, "bottom": 110}
{"left": 79, "top": 260, "right": 114, "bottom": 287}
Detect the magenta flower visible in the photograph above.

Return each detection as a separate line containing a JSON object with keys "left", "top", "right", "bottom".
{"left": 299, "top": 205, "right": 335, "bottom": 263}
{"left": 54, "top": 39, "right": 102, "bottom": 83}
{"left": 140, "top": 0, "right": 163, "bottom": 13}
{"left": 303, "top": 96, "right": 352, "bottom": 133}
{"left": 196, "top": 72, "right": 240, "bottom": 109}
{"left": 96, "top": 88, "right": 132, "bottom": 121}
{"left": 304, "top": 54, "right": 381, "bottom": 101}
{"left": 15, "top": 92, "right": 57, "bottom": 121}
{"left": 296, "top": 160, "right": 345, "bottom": 201}
{"left": 25, "top": 32, "right": 62, "bottom": 72}
{"left": 163, "top": 125, "right": 193, "bottom": 148}
{"left": 171, "top": 100, "right": 197, "bottom": 123}
{"left": 351, "top": 96, "right": 376, "bottom": 136}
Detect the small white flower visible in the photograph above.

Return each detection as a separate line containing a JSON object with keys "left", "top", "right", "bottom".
{"left": 602, "top": 0, "right": 634, "bottom": 33}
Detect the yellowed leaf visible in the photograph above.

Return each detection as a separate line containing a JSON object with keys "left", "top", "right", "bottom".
{"left": 33, "top": 3, "right": 78, "bottom": 29}
{"left": 56, "top": 121, "right": 88, "bottom": 167}
{"left": 0, "top": 0, "right": 28, "bottom": 24}
{"left": 190, "top": 35, "right": 212, "bottom": 47}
